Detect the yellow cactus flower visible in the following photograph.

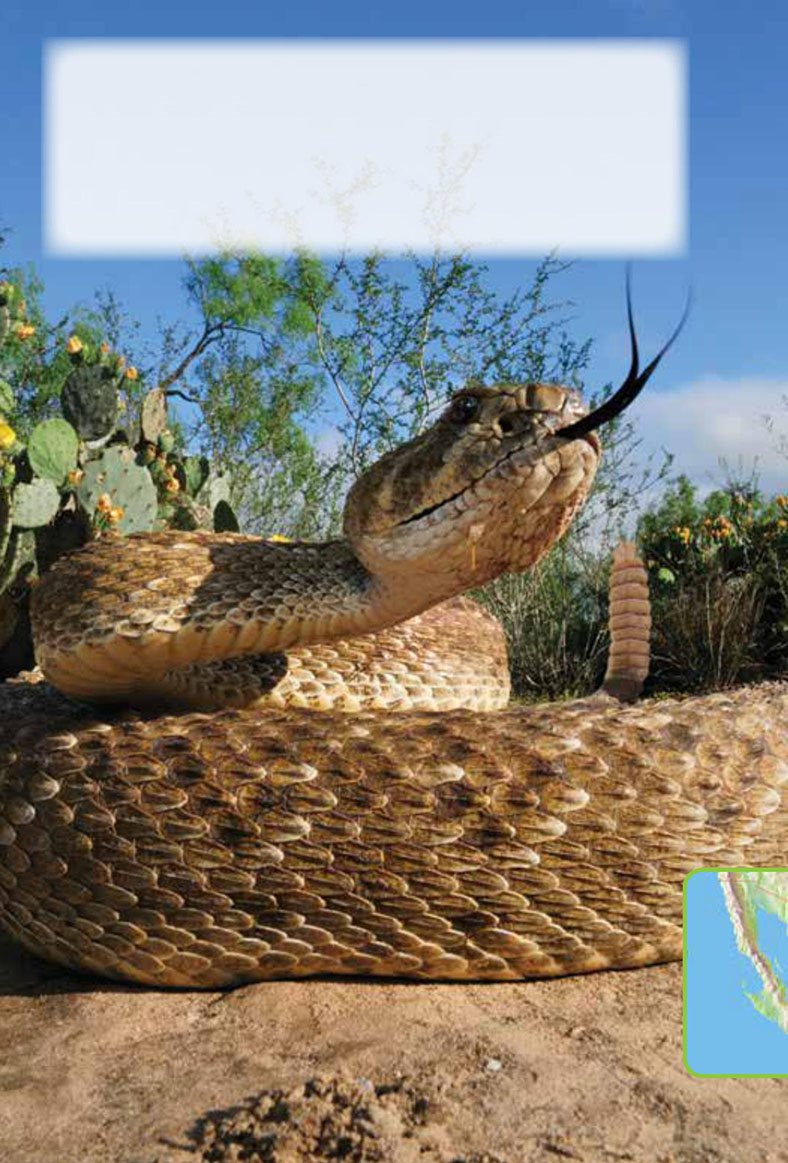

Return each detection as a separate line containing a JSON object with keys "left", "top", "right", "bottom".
{"left": 14, "top": 322, "right": 36, "bottom": 341}
{"left": 0, "top": 421, "right": 16, "bottom": 450}
{"left": 672, "top": 525, "right": 691, "bottom": 545}
{"left": 96, "top": 493, "right": 113, "bottom": 512}
{"left": 66, "top": 335, "right": 84, "bottom": 355}
{"left": 268, "top": 534, "right": 291, "bottom": 543}
{"left": 776, "top": 494, "right": 787, "bottom": 509}
{"left": 125, "top": 366, "right": 139, "bottom": 381}
{"left": 66, "top": 468, "right": 85, "bottom": 486}
{"left": 164, "top": 477, "right": 180, "bottom": 493}
{"left": 109, "top": 506, "right": 125, "bottom": 524}
{"left": 100, "top": 342, "right": 110, "bottom": 354}
{"left": 777, "top": 518, "right": 787, "bottom": 530}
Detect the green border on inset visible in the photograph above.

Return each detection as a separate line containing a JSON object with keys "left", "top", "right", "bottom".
{"left": 682, "top": 866, "right": 788, "bottom": 1078}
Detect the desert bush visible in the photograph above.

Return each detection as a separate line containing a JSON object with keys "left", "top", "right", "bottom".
{"left": 637, "top": 475, "right": 787, "bottom": 691}
{"left": 477, "top": 543, "right": 611, "bottom": 701}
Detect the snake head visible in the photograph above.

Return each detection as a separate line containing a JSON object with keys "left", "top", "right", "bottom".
{"left": 345, "top": 281, "right": 689, "bottom": 592}
{"left": 343, "top": 381, "right": 602, "bottom": 587}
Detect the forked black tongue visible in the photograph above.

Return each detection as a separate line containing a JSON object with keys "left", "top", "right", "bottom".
{"left": 560, "top": 271, "right": 691, "bottom": 441}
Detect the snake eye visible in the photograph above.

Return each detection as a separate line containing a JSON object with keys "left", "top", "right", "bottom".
{"left": 447, "top": 395, "right": 480, "bottom": 425}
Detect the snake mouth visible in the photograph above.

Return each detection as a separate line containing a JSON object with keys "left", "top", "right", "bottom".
{"left": 398, "top": 484, "right": 470, "bottom": 527}
{"left": 397, "top": 428, "right": 595, "bottom": 530}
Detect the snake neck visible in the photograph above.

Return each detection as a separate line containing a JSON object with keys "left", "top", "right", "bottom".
{"left": 32, "top": 531, "right": 466, "bottom": 701}
{"left": 217, "top": 535, "right": 461, "bottom": 643}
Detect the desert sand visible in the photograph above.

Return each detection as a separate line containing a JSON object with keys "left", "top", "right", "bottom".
{"left": 1, "top": 934, "right": 787, "bottom": 1163}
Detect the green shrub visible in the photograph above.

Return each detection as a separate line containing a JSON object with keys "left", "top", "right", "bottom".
{"left": 637, "top": 475, "right": 787, "bottom": 691}
{"left": 477, "top": 544, "right": 611, "bottom": 701}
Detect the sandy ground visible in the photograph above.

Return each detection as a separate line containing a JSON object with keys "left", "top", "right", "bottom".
{"left": 1, "top": 935, "right": 787, "bottom": 1163}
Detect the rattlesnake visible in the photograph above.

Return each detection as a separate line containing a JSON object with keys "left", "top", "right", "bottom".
{"left": 0, "top": 308, "right": 785, "bottom": 986}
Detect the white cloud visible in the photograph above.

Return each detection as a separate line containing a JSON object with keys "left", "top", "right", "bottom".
{"left": 631, "top": 377, "right": 787, "bottom": 495}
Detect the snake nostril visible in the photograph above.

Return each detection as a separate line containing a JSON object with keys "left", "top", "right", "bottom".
{"left": 499, "top": 415, "right": 515, "bottom": 436}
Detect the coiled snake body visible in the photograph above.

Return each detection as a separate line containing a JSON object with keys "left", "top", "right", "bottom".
{"left": 0, "top": 341, "right": 786, "bottom": 986}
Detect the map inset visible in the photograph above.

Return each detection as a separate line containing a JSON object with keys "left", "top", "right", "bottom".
{"left": 684, "top": 869, "right": 788, "bottom": 1076}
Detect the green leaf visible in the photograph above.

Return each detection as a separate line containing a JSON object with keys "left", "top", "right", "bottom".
{"left": 27, "top": 418, "right": 79, "bottom": 484}
{"left": 657, "top": 567, "right": 676, "bottom": 584}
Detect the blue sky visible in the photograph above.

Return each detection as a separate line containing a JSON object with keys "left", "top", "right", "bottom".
{"left": 1, "top": 0, "right": 786, "bottom": 492}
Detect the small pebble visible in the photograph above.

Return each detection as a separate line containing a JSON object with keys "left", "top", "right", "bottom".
{"left": 484, "top": 1058, "right": 503, "bottom": 1073}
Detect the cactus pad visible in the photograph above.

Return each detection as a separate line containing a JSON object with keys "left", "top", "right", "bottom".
{"left": 141, "top": 388, "right": 168, "bottom": 443}
{"left": 76, "top": 446, "right": 157, "bottom": 534}
{"left": 12, "top": 478, "right": 61, "bottom": 529}
{"left": 61, "top": 364, "right": 119, "bottom": 441}
{"left": 27, "top": 418, "right": 79, "bottom": 484}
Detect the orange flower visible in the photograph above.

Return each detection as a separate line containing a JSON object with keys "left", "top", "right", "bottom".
{"left": 164, "top": 477, "right": 180, "bottom": 493}
{"left": 66, "top": 468, "right": 85, "bottom": 486}
{"left": 66, "top": 335, "right": 84, "bottom": 355}
{"left": 14, "top": 322, "right": 35, "bottom": 341}
{"left": 125, "top": 366, "right": 139, "bottom": 381}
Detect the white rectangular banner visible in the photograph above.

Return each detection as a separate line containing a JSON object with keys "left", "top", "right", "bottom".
{"left": 45, "top": 39, "right": 686, "bottom": 256}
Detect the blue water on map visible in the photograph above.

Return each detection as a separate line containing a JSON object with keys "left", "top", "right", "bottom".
{"left": 684, "top": 871, "right": 788, "bottom": 1076}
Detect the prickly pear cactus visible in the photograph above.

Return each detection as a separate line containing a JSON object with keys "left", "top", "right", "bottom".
{"left": 77, "top": 446, "right": 158, "bottom": 535}
{"left": 0, "top": 289, "right": 237, "bottom": 677}
{"left": 11, "top": 478, "right": 61, "bottom": 529}
{"left": 61, "top": 363, "right": 121, "bottom": 443}
{"left": 140, "top": 387, "right": 168, "bottom": 444}
{"left": 26, "top": 417, "right": 79, "bottom": 484}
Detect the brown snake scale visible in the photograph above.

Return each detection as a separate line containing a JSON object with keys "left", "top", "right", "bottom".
{"left": 0, "top": 372, "right": 785, "bottom": 986}
{"left": 0, "top": 681, "right": 786, "bottom": 985}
